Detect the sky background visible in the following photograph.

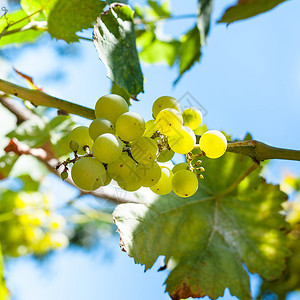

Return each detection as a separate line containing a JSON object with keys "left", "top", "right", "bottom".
{"left": 0, "top": 0, "right": 300, "bottom": 299}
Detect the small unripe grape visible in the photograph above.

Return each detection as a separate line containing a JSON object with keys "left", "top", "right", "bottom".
{"left": 143, "top": 120, "right": 157, "bottom": 137}
{"left": 116, "top": 112, "right": 145, "bottom": 141}
{"left": 199, "top": 130, "right": 227, "bottom": 159}
{"left": 152, "top": 96, "right": 181, "bottom": 118}
{"left": 182, "top": 107, "right": 203, "bottom": 130}
{"left": 150, "top": 166, "right": 173, "bottom": 195}
{"left": 89, "top": 118, "right": 115, "bottom": 140}
{"left": 157, "top": 148, "right": 174, "bottom": 163}
{"left": 61, "top": 170, "right": 68, "bottom": 180}
{"left": 95, "top": 94, "right": 129, "bottom": 124}
{"left": 69, "top": 140, "right": 79, "bottom": 152}
{"left": 92, "top": 133, "right": 123, "bottom": 163}
{"left": 156, "top": 108, "right": 183, "bottom": 136}
{"left": 172, "top": 169, "right": 198, "bottom": 197}
{"left": 68, "top": 126, "right": 93, "bottom": 155}
{"left": 131, "top": 137, "right": 158, "bottom": 164}
{"left": 71, "top": 157, "right": 107, "bottom": 191}
{"left": 137, "top": 162, "right": 162, "bottom": 187}
{"left": 168, "top": 126, "right": 196, "bottom": 154}
{"left": 172, "top": 162, "right": 188, "bottom": 174}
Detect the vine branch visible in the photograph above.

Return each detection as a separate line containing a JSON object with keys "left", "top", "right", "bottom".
{"left": 1, "top": 79, "right": 300, "bottom": 162}
{"left": 0, "top": 79, "right": 95, "bottom": 119}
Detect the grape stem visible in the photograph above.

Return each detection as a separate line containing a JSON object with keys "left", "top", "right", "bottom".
{"left": 1, "top": 79, "right": 300, "bottom": 162}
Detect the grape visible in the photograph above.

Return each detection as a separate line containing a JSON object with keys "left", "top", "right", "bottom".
{"left": 68, "top": 126, "right": 93, "bottom": 155}
{"left": 137, "top": 162, "right": 162, "bottom": 187}
{"left": 182, "top": 107, "right": 203, "bottom": 130}
{"left": 92, "top": 133, "right": 123, "bottom": 163}
{"left": 156, "top": 108, "right": 183, "bottom": 136}
{"left": 157, "top": 148, "right": 174, "bottom": 162}
{"left": 61, "top": 170, "right": 68, "bottom": 180}
{"left": 168, "top": 126, "right": 196, "bottom": 154}
{"left": 150, "top": 166, "right": 173, "bottom": 195}
{"left": 152, "top": 96, "right": 181, "bottom": 118}
{"left": 115, "top": 112, "right": 145, "bottom": 141}
{"left": 107, "top": 153, "right": 137, "bottom": 182}
{"left": 117, "top": 173, "right": 142, "bottom": 192}
{"left": 172, "top": 169, "right": 198, "bottom": 197}
{"left": 71, "top": 157, "right": 107, "bottom": 191}
{"left": 199, "top": 130, "right": 227, "bottom": 159}
{"left": 172, "top": 162, "right": 188, "bottom": 174}
{"left": 95, "top": 94, "right": 129, "bottom": 124}
{"left": 89, "top": 118, "right": 115, "bottom": 140}
{"left": 131, "top": 137, "right": 158, "bottom": 164}
{"left": 143, "top": 120, "right": 157, "bottom": 138}
{"left": 69, "top": 140, "right": 79, "bottom": 152}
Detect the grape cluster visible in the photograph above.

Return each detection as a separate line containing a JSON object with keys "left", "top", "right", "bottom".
{"left": 63, "top": 94, "right": 227, "bottom": 198}
{"left": 0, "top": 191, "right": 68, "bottom": 257}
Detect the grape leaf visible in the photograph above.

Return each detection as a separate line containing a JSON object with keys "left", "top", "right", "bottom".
{"left": 146, "top": 0, "right": 171, "bottom": 18}
{"left": 111, "top": 82, "right": 131, "bottom": 105}
{"left": 114, "top": 153, "right": 290, "bottom": 300}
{"left": 175, "top": 25, "right": 201, "bottom": 84}
{"left": 218, "top": 0, "right": 287, "bottom": 24}
{"left": 47, "top": 0, "right": 106, "bottom": 42}
{"left": 0, "top": 153, "right": 19, "bottom": 180}
{"left": 93, "top": 4, "right": 144, "bottom": 97}
{"left": 0, "top": 246, "right": 9, "bottom": 300}
{"left": 0, "top": 9, "right": 43, "bottom": 47}
{"left": 197, "top": 0, "right": 213, "bottom": 45}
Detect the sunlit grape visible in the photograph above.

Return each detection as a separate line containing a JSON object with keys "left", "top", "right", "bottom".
{"left": 156, "top": 108, "right": 183, "bottom": 136}
{"left": 95, "top": 94, "right": 129, "bottom": 124}
{"left": 131, "top": 137, "right": 158, "bottom": 164}
{"left": 68, "top": 126, "right": 93, "bottom": 155}
{"left": 199, "top": 130, "right": 227, "bottom": 159}
{"left": 150, "top": 166, "right": 173, "bottom": 195}
{"left": 172, "top": 169, "right": 198, "bottom": 197}
{"left": 89, "top": 118, "right": 115, "bottom": 140}
{"left": 182, "top": 107, "right": 202, "bottom": 130}
{"left": 168, "top": 126, "right": 196, "bottom": 154}
{"left": 152, "top": 96, "right": 181, "bottom": 118}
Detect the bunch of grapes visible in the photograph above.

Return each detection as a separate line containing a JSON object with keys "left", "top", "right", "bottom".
{"left": 63, "top": 94, "right": 227, "bottom": 198}
{"left": 0, "top": 191, "right": 68, "bottom": 257}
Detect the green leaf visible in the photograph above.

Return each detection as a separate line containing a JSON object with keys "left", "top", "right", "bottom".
{"left": 147, "top": 0, "right": 171, "bottom": 18}
{"left": 93, "top": 4, "right": 144, "bottom": 97}
{"left": 0, "top": 9, "right": 43, "bottom": 47}
{"left": 0, "top": 153, "right": 19, "bottom": 180}
{"left": 111, "top": 82, "right": 131, "bottom": 105}
{"left": 140, "top": 38, "right": 180, "bottom": 67}
{"left": 17, "top": 174, "right": 40, "bottom": 191}
{"left": 47, "top": 0, "right": 106, "bottom": 42}
{"left": 218, "top": 0, "right": 287, "bottom": 24}
{"left": 0, "top": 246, "right": 9, "bottom": 300}
{"left": 197, "top": 0, "right": 213, "bottom": 45}
{"left": 6, "top": 118, "right": 49, "bottom": 148}
{"left": 114, "top": 153, "right": 289, "bottom": 300}
{"left": 175, "top": 25, "right": 201, "bottom": 84}
{"left": 106, "top": 0, "right": 127, "bottom": 4}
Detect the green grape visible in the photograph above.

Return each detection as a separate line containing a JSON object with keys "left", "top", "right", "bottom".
{"left": 150, "top": 166, "right": 173, "bottom": 195}
{"left": 115, "top": 112, "right": 145, "bottom": 141}
{"left": 131, "top": 137, "right": 158, "bottom": 164}
{"left": 117, "top": 173, "right": 142, "bottom": 192}
{"left": 157, "top": 148, "right": 174, "bottom": 162}
{"left": 182, "top": 107, "right": 203, "bottom": 130}
{"left": 168, "top": 126, "right": 196, "bottom": 154}
{"left": 172, "top": 169, "right": 198, "bottom": 197}
{"left": 172, "top": 162, "right": 188, "bottom": 173}
{"left": 199, "top": 130, "right": 227, "bottom": 159}
{"left": 89, "top": 118, "right": 115, "bottom": 140}
{"left": 68, "top": 126, "right": 93, "bottom": 155}
{"left": 137, "top": 162, "right": 162, "bottom": 187}
{"left": 69, "top": 140, "right": 79, "bottom": 152}
{"left": 71, "top": 157, "right": 107, "bottom": 191}
{"left": 95, "top": 94, "right": 129, "bottom": 124}
{"left": 103, "top": 174, "right": 112, "bottom": 186}
{"left": 152, "top": 96, "right": 181, "bottom": 118}
{"left": 92, "top": 133, "right": 123, "bottom": 163}
{"left": 156, "top": 108, "right": 183, "bottom": 136}
{"left": 143, "top": 120, "right": 157, "bottom": 137}
{"left": 61, "top": 170, "right": 68, "bottom": 180}
{"left": 107, "top": 153, "right": 137, "bottom": 182}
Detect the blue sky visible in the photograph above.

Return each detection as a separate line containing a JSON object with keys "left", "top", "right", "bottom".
{"left": 1, "top": 0, "right": 300, "bottom": 299}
